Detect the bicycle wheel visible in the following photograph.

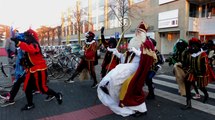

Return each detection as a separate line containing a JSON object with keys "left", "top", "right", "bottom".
{"left": 63, "top": 64, "right": 75, "bottom": 79}
{"left": 71, "top": 56, "right": 81, "bottom": 70}
{"left": 0, "top": 64, "right": 14, "bottom": 89}
{"left": 47, "top": 63, "right": 65, "bottom": 80}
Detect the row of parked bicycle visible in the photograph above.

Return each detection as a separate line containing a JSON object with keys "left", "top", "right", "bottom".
{"left": 44, "top": 51, "right": 82, "bottom": 80}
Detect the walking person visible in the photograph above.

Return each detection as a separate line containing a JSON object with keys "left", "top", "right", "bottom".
{"left": 145, "top": 37, "right": 165, "bottom": 99}
{"left": 167, "top": 39, "right": 200, "bottom": 98}
{"left": 182, "top": 37, "right": 211, "bottom": 110}
{"left": 11, "top": 29, "right": 62, "bottom": 111}
{"left": 65, "top": 31, "right": 99, "bottom": 88}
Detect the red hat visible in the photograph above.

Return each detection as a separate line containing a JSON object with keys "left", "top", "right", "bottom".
{"left": 188, "top": 37, "right": 201, "bottom": 47}
{"left": 136, "top": 21, "right": 148, "bottom": 33}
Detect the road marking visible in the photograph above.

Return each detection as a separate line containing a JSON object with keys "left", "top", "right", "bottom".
{"left": 153, "top": 78, "right": 215, "bottom": 99}
{"left": 154, "top": 89, "right": 215, "bottom": 116}
{"left": 156, "top": 74, "right": 215, "bottom": 89}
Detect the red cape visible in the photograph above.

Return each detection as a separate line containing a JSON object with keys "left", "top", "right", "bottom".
{"left": 119, "top": 39, "right": 155, "bottom": 107}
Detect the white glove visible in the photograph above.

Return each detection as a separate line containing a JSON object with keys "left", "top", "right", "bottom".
{"left": 131, "top": 47, "right": 141, "bottom": 56}
{"left": 157, "top": 65, "right": 162, "bottom": 71}
{"left": 208, "top": 50, "right": 214, "bottom": 58}
{"left": 112, "top": 49, "right": 121, "bottom": 58}
{"left": 107, "top": 47, "right": 116, "bottom": 52}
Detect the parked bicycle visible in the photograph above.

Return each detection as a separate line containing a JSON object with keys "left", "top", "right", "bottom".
{"left": 47, "top": 52, "right": 81, "bottom": 80}
{"left": 0, "top": 62, "right": 15, "bottom": 91}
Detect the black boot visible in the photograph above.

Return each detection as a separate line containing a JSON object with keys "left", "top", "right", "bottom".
{"left": 200, "top": 87, "right": 209, "bottom": 103}
{"left": 146, "top": 92, "right": 155, "bottom": 100}
{"left": 91, "top": 71, "right": 98, "bottom": 88}
{"left": 64, "top": 71, "right": 79, "bottom": 83}
{"left": 181, "top": 100, "right": 192, "bottom": 110}
{"left": 100, "top": 86, "right": 109, "bottom": 95}
{"left": 147, "top": 86, "right": 155, "bottom": 100}
{"left": 203, "top": 93, "right": 209, "bottom": 103}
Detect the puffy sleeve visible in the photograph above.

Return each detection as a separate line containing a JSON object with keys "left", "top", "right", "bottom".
{"left": 18, "top": 42, "right": 40, "bottom": 53}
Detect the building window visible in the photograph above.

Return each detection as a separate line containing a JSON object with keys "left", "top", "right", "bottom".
{"left": 207, "top": 2, "right": 215, "bottom": 18}
{"left": 167, "top": 33, "right": 173, "bottom": 41}
{"left": 189, "top": 3, "right": 199, "bottom": 18}
{"left": 202, "top": 5, "right": 206, "bottom": 17}
{"left": 99, "top": 0, "right": 104, "bottom": 7}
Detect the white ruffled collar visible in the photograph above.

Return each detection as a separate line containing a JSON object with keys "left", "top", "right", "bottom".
{"left": 107, "top": 47, "right": 116, "bottom": 51}
{"left": 191, "top": 49, "right": 203, "bottom": 57}
{"left": 85, "top": 40, "right": 95, "bottom": 45}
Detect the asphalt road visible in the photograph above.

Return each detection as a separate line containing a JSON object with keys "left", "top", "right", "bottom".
{"left": 0, "top": 53, "right": 215, "bottom": 120}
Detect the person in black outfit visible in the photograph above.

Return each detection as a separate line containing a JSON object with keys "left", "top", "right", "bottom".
{"left": 145, "top": 38, "right": 165, "bottom": 99}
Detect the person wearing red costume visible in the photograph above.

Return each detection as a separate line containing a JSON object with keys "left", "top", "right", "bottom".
{"left": 65, "top": 31, "right": 98, "bottom": 88}
{"left": 97, "top": 21, "right": 157, "bottom": 117}
{"left": 182, "top": 37, "right": 214, "bottom": 110}
{"left": 99, "top": 27, "right": 120, "bottom": 95}
{"left": 11, "top": 29, "right": 63, "bottom": 111}
{"left": 100, "top": 27, "right": 120, "bottom": 78}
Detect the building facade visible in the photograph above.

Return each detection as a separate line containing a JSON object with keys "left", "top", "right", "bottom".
{"left": 130, "top": 0, "right": 215, "bottom": 54}
{"left": 0, "top": 24, "right": 10, "bottom": 48}
{"left": 38, "top": 0, "right": 215, "bottom": 54}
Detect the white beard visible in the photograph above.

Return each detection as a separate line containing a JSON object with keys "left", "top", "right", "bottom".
{"left": 128, "top": 32, "right": 146, "bottom": 49}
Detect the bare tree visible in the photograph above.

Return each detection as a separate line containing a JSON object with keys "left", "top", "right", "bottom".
{"left": 108, "top": 0, "right": 143, "bottom": 52}
{"left": 37, "top": 29, "right": 45, "bottom": 46}
{"left": 69, "top": 1, "right": 84, "bottom": 44}
{"left": 108, "top": 0, "right": 142, "bottom": 33}
{"left": 69, "top": 1, "right": 93, "bottom": 44}
{"left": 56, "top": 26, "right": 62, "bottom": 45}
{"left": 39, "top": 26, "right": 55, "bottom": 46}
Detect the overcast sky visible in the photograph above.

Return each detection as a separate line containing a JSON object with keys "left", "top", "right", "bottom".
{"left": 0, "top": 0, "right": 76, "bottom": 32}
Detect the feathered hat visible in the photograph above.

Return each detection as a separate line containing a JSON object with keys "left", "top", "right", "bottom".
{"left": 188, "top": 37, "right": 201, "bottom": 48}
{"left": 85, "top": 31, "right": 95, "bottom": 39}
{"left": 24, "top": 29, "right": 39, "bottom": 42}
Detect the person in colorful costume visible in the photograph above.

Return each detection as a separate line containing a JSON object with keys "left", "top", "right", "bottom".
{"left": 99, "top": 27, "right": 120, "bottom": 95}
{"left": 11, "top": 29, "right": 63, "bottom": 111}
{"left": 204, "top": 40, "right": 215, "bottom": 68}
{"left": 100, "top": 27, "right": 120, "bottom": 79}
{"left": 166, "top": 39, "right": 200, "bottom": 98}
{"left": 65, "top": 31, "right": 98, "bottom": 88}
{"left": 97, "top": 21, "right": 157, "bottom": 117}
{"left": 173, "top": 40, "right": 190, "bottom": 97}
{"left": 182, "top": 37, "right": 211, "bottom": 110}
